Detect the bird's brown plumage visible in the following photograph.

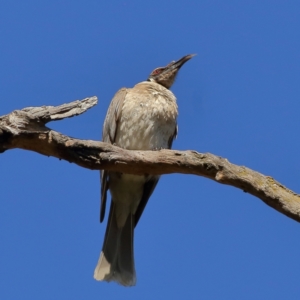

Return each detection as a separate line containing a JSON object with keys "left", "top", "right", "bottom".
{"left": 94, "top": 54, "right": 194, "bottom": 286}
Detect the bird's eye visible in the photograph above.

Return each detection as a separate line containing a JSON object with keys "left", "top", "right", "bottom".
{"left": 152, "top": 68, "right": 163, "bottom": 75}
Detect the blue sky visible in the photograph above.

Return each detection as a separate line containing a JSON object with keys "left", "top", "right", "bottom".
{"left": 1, "top": 0, "right": 300, "bottom": 299}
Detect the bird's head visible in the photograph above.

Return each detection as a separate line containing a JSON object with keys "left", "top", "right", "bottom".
{"left": 148, "top": 54, "right": 195, "bottom": 89}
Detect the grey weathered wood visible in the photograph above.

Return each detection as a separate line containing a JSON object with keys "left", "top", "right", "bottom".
{"left": 0, "top": 97, "right": 300, "bottom": 223}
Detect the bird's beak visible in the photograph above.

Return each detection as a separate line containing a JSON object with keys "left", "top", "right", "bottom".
{"left": 165, "top": 54, "right": 196, "bottom": 72}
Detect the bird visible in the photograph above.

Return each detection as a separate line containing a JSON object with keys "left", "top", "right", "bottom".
{"left": 94, "top": 54, "right": 195, "bottom": 286}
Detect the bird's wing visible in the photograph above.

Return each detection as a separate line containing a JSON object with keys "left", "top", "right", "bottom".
{"left": 134, "top": 177, "right": 159, "bottom": 227}
{"left": 134, "top": 123, "right": 177, "bottom": 227}
{"left": 100, "top": 88, "right": 127, "bottom": 222}
{"left": 168, "top": 124, "right": 178, "bottom": 149}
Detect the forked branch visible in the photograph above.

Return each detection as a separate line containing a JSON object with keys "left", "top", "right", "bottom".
{"left": 0, "top": 97, "right": 299, "bottom": 222}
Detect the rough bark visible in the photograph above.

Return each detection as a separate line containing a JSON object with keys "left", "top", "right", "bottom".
{"left": 0, "top": 97, "right": 299, "bottom": 222}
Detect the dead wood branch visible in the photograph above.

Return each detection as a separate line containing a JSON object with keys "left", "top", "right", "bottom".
{"left": 0, "top": 97, "right": 299, "bottom": 222}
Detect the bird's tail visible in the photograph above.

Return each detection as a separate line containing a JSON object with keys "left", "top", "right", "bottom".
{"left": 94, "top": 202, "right": 136, "bottom": 286}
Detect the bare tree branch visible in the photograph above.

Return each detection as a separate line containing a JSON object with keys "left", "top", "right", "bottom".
{"left": 1, "top": 97, "right": 300, "bottom": 223}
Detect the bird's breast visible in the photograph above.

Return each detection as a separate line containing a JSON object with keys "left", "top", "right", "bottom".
{"left": 115, "top": 82, "right": 178, "bottom": 150}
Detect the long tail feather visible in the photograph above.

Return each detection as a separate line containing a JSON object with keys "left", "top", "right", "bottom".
{"left": 94, "top": 202, "right": 136, "bottom": 286}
